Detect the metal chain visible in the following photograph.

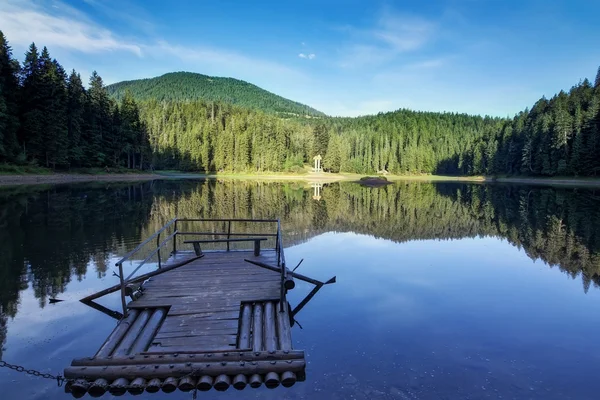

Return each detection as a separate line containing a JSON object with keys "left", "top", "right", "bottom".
{"left": 0, "top": 360, "right": 70, "bottom": 387}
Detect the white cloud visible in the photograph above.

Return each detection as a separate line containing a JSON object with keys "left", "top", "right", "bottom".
{"left": 337, "top": 9, "right": 437, "bottom": 68}
{"left": 0, "top": 0, "right": 143, "bottom": 56}
{"left": 298, "top": 53, "right": 316, "bottom": 60}
{"left": 154, "top": 41, "right": 305, "bottom": 81}
{"left": 374, "top": 13, "right": 435, "bottom": 52}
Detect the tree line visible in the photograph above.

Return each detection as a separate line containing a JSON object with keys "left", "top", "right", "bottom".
{"left": 0, "top": 31, "right": 149, "bottom": 169}
{"left": 2, "top": 30, "right": 600, "bottom": 176}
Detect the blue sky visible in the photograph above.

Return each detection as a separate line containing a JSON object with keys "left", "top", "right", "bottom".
{"left": 0, "top": 0, "right": 598, "bottom": 117}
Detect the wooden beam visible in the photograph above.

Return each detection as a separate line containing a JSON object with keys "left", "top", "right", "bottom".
{"left": 64, "top": 360, "right": 306, "bottom": 380}
{"left": 80, "top": 254, "right": 203, "bottom": 303}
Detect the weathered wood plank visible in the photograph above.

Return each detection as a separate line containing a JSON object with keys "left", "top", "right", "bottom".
{"left": 72, "top": 350, "right": 305, "bottom": 366}
{"left": 252, "top": 303, "right": 263, "bottom": 352}
{"left": 64, "top": 360, "right": 307, "bottom": 380}
{"left": 238, "top": 304, "right": 251, "bottom": 349}
{"left": 264, "top": 302, "right": 277, "bottom": 352}
{"left": 112, "top": 309, "right": 151, "bottom": 357}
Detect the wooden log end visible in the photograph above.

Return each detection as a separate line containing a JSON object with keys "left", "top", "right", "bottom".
{"left": 161, "top": 377, "right": 178, "bottom": 393}
{"left": 196, "top": 375, "right": 213, "bottom": 391}
{"left": 214, "top": 374, "right": 231, "bottom": 391}
{"left": 88, "top": 378, "right": 109, "bottom": 398}
{"left": 145, "top": 378, "right": 162, "bottom": 393}
{"left": 232, "top": 374, "right": 247, "bottom": 390}
{"left": 249, "top": 374, "right": 263, "bottom": 388}
{"left": 70, "top": 379, "right": 90, "bottom": 398}
{"left": 265, "top": 372, "right": 280, "bottom": 389}
{"left": 284, "top": 278, "right": 295, "bottom": 290}
{"left": 128, "top": 377, "right": 146, "bottom": 395}
{"left": 178, "top": 376, "right": 196, "bottom": 392}
{"left": 108, "top": 378, "right": 129, "bottom": 396}
{"left": 281, "top": 371, "right": 297, "bottom": 387}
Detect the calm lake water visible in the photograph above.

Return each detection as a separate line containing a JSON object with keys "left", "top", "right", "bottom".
{"left": 1, "top": 179, "right": 600, "bottom": 400}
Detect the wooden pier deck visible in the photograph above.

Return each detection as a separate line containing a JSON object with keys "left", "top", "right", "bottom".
{"left": 129, "top": 250, "right": 283, "bottom": 352}
{"left": 64, "top": 218, "right": 336, "bottom": 397}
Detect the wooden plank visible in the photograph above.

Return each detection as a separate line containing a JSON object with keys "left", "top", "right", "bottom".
{"left": 112, "top": 309, "right": 151, "bottom": 357}
{"left": 71, "top": 351, "right": 306, "bottom": 367}
{"left": 155, "top": 330, "right": 238, "bottom": 339}
{"left": 238, "top": 304, "right": 251, "bottom": 349}
{"left": 143, "top": 346, "right": 252, "bottom": 355}
{"left": 154, "top": 335, "right": 238, "bottom": 345}
{"left": 277, "top": 301, "right": 292, "bottom": 351}
{"left": 264, "top": 302, "right": 277, "bottom": 352}
{"left": 129, "top": 308, "right": 167, "bottom": 354}
{"left": 64, "top": 360, "right": 307, "bottom": 380}
{"left": 252, "top": 303, "right": 263, "bottom": 352}
{"left": 95, "top": 309, "right": 140, "bottom": 358}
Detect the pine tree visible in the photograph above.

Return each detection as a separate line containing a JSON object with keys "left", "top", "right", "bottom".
{"left": 595, "top": 65, "right": 600, "bottom": 89}
{"left": 43, "top": 58, "right": 69, "bottom": 168}
{"left": 66, "top": 70, "right": 86, "bottom": 167}
{"left": 85, "top": 71, "right": 110, "bottom": 167}
{"left": 19, "top": 43, "right": 43, "bottom": 162}
{"left": 0, "top": 31, "right": 20, "bottom": 162}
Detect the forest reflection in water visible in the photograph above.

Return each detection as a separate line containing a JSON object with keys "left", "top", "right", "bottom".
{"left": 1, "top": 179, "right": 600, "bottom": 399}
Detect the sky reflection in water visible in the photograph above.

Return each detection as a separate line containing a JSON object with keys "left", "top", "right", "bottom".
{"left": 1, "top": 180, "right": 600, "bottom": 400}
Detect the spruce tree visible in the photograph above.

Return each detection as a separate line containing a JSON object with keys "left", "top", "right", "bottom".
{"left": 0, "top": 31, "right": 20, "bottom": 162}
{"left": 595, "top": 65, "right": 600, "bottom": 89}
{"left": 66, "top": 70, "right": 86, "bottom": 167}
{"left": 19, "top": 43, "right": 43, "bottom": 162}
{"left": 85, "top": 71, "right": 110, "bottom": 166}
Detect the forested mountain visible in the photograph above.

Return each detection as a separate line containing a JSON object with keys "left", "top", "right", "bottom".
{"left": 1, "top": 29, "right": 599, "bottom": 176}
{"left": 106, "top": 72, "right": 324, "bottom": 117}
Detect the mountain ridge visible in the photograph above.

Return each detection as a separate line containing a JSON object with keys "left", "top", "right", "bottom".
{"left": 106, "top": 71, "right": 325, "bottom": 117}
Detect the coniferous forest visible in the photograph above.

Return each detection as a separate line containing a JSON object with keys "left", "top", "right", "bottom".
{"left": 1, "top": 31, "right": 600, "bottom": 176}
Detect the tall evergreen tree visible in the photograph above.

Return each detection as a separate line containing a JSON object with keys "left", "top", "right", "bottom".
{"left": 66, "top": 70, "right": 86, "bottom": 167}
{"left": 0, "top": 31, "right": 20, "bottom": 162}
{"left": 85, "top": 71, "right": 111, "bottom": 166}
{"left": 19, "top": 43, "right": 43, "bottom": 162}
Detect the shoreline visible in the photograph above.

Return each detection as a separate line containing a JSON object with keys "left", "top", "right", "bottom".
{"left": 1, "top": 171, "right": 600, "bottom": 187}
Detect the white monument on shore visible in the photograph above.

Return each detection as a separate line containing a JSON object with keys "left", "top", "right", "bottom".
{"left": 313, "top": 154, "right": 322, "bottom": 173}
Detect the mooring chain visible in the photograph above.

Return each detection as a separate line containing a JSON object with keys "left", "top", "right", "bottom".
{"left": 0, "top": 360, "right": 71, "bottom": 387}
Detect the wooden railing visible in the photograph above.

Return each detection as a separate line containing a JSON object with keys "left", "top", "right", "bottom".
{"left": 114, "top": 218, "right": 286, "bottom": 317}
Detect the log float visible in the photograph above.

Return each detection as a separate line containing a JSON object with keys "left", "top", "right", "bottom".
{"left": 67, "top": 219, "right": 335, "bottom": 397}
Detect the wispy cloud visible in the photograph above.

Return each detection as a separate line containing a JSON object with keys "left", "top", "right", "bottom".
{"left": 154, "top": 41, "right": 305, "bottom": 81}
{"left": 337, "top": 8, "right": 437, "bottom": 68}
{"left": 298, "top": 53, "right": 316, "bottom": 60}
{"left": 82, "top": 0, "right": 157, "bottom": 35}
{"left": 0, "top": 0, "right": 306, "bottom": 88}
{"left": 0, "top": 0, "right": 142, "bottom": 56}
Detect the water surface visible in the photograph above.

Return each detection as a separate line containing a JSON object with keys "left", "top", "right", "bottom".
{"left": 1, "top": 180, "right": 599, "bottom": 400}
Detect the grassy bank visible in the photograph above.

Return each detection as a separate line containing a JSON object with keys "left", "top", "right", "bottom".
{"left": 2, "top": 168, "right": 600, "bottom": 187}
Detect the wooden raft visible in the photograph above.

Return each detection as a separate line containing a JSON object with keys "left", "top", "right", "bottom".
{"left": 65, "top": 250, "right": 304, "bottom": 397}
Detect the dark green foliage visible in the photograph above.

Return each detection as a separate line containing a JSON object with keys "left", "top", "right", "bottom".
{"left": 106, "top": 72, "right": 325, "bottom": 117}
{"left": 1, "top": 29, "right": 600, "bottom": 177}
{"left": 66, "top": 70, "right": 86, "bottom": 166}
{"left": 0, "top": 31, "right": 20, "bottom": 162}
{"left": 0, "top": 31, "right": 150, "bottom": 170}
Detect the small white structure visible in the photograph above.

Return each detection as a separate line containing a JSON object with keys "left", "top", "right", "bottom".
{"left": 311, "top": 182, "right": 322, "bottom": 201}
{"left": 313, "top": 154, "right": 322, "bottom": 173}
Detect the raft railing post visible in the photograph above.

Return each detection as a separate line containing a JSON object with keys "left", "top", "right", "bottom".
{"left": 172, "top": 219, "right": 177, "bottom": 255}
{"left": 277, "top": 220, "right": 287, "bottom": 312}
{"left": 227, "top": 220, "right": 232, "bottom": 251}
{"left": 117, "top": 262, "right": 128, "bottom": 318}
{"left": 156, "top": 231, "right": 162, "bottom": 269}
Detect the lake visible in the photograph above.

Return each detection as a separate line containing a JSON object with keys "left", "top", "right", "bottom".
{"left": 1, "top": 179, "right": 599, "bottom": 400}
